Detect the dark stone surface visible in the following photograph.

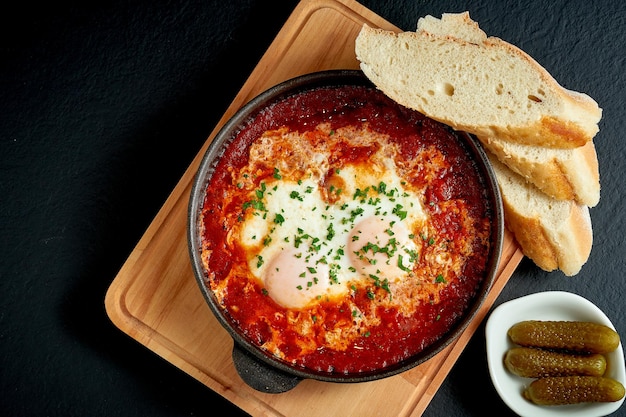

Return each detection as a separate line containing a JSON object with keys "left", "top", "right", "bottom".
{"left": 1, "top": 1, "right": 624, "bottom": 416}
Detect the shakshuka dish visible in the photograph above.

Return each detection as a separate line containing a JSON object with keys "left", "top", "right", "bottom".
{"left": 194, "top": 73, "right": 499, "bottom": 377}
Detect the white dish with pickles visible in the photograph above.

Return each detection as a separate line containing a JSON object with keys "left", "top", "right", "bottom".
{"left": 486, "top": 291, "right": 625, "bottom": 417}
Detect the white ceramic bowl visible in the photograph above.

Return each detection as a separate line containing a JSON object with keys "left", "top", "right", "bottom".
{"left": 486, "top": 291, "right": 625, "bottom": 417}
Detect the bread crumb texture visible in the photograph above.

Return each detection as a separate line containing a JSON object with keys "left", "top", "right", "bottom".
{"left": 355, "top": 12, "right": 599, "bottom": 275}
{"left": 355, "top": 13, "right": 601, "bottom": 149}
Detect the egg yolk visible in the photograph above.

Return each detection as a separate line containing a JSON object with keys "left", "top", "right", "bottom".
{"left": 347, "top": 216, "right": 418, "bottom": 282}
{"left": 264, "top": 248, "right": 332, "bottom": 309}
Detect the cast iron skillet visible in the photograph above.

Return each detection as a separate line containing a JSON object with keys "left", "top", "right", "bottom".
{"left": 187, "top": 70, "right": 503, "bottom": 393}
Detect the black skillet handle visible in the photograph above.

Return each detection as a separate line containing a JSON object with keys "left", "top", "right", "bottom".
{"left": 231, "top": 344, "right": 302, "bottom": 393}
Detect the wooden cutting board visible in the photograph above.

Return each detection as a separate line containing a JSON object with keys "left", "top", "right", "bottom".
{"left": 104, "top": 0, "right": 524, "bottom": 415}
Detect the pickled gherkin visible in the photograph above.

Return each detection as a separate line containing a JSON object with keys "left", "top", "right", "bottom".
{"left": 508, "top": 320, "right": 620, "bottom": 354}
{"left": 524, "top": 376, "right": 626, "bottom": 405}
{"left": 504, "top": 347, "right": 606, "bottom": 378}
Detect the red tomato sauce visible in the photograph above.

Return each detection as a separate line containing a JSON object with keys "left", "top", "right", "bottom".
{"left": 200, "top": 85, "right": 494, "bottom": 375}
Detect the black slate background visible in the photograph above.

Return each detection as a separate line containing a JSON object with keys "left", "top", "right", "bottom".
{"left": 1, "top": 1, "right": 624, "bottom": 416}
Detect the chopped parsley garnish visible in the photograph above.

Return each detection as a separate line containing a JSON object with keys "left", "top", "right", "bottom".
{"left": 392, "top": 204, "right": 407, "bottom": 220}
{"left": 397, "top": 254, "right": 412, "bottom": 272}
{"left": 289, "top": 190, "right": 304, "bottom": 201}
{"left": 353, "top": 188, "right": 369, "bottom": 201}
{"left": 242, "top": 199, "right": 266, "bottom": 211}
{"left": 256, "top": 182, "right": 266, "bottom": 199}
{"left": 326, "top": 223, "right": 335, "bottom": 241}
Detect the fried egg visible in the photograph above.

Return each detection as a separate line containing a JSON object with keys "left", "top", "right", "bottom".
{"left": 240, "top": 159, "right": 426, "bottom": 309}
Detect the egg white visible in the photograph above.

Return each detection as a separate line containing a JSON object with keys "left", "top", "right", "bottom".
{"left": 240, "top": 162, "right": 426, "bottom": 309}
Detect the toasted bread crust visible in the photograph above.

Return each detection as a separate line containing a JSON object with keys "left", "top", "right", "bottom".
{"left": 489, "top": 155, "right": 593, "bottom": 276}
{"left": 355, "top": 24, "right": 601, "bottom": 150}
{"left": 502, "top": 206, "right": 559, "bottom": 272}
{"left": 555, "top": 203, "right": 593, "bottom": 276}
{"left": 480, "top": 139, "right": 600, "bottom": 206}
{"left": 355, "top": 12, "right": 598, "bottom": 275}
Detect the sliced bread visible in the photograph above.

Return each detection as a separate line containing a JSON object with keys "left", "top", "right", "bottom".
{"left": 355, "top": 14, "right": 602, "bottom": 149}
{"left": 414, "top": 12, "right": 601, "bottom": 207}
{"left": 416, "top": 10, "right": 485, "bottom": 43}
{"left": 487, "top": 153, "right": 593, "bottom": 276}
{"left": 479, "top": 138, "right": 600, "bottom": 207}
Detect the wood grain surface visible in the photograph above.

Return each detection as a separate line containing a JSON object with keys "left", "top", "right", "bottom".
{"left": 104, "top": 0, "right": 524, "bottom": 415}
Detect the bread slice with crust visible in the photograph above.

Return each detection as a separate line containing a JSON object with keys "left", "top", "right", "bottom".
{"left": 355, "top": 14, "right": 602, "bottom": 149}
{"left": 355, "top": 12, "right": 598, "bottom": 275}
{"left": 414, "top": 12, "right": 601, "bottom": 207}
{"left": 487, "top": 153, "right": 593, "bottom": 276}
{"left": 479, "top": 138, "right": 600, "bottom": 207}
{"left": 356, "top": 11, "right": 602, "bottom": 206}
{"left": 416, "top": 11, "right": 485, "bottom": 43}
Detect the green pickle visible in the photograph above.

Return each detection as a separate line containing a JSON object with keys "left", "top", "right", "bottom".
{"left": 524, "top": 376, "right": 626, "bottom": 405}
{"left": 505, "top": 347, "right": 606, "bottom": 378}
{"left": 508, "top": 320, "right": 620, "bottom": 354}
